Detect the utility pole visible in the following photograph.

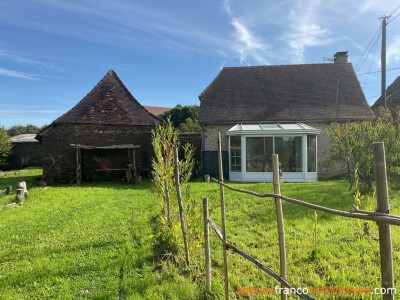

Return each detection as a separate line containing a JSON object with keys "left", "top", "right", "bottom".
{"left": 381, "top": 16, "right": 387, "bottom": 108}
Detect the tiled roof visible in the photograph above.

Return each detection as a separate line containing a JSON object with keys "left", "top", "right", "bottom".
{"left": 54, "top": 70, "right": 160, "bottom": 125}
{"left": 144, "top": 106, "right": 172, "bottom": 117}
{"left": 199, "top": 63, "right": 373, "bottom": 124}
{"left": 371, "top": 76, "right": 400, "bottom": 115}
{"left": 10, "top": 134, "right": 39, "bottom": 143}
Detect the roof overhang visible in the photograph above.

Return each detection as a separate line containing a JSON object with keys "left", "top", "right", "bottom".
{"left": 10, "top": 134, "right": 39, "bottom": 143}
{"left": 226, "top": 123, "right": 321, "bottom": 136}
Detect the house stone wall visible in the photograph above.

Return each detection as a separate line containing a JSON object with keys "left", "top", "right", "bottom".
{"left": 41, "top": 124, "right": 154, "bottom": 184}
{"left": 306, "top": 122, "right": 346, "bottom": 179}
{"left": 201, "top": 124, "right": 232, "bottom": 177}
{"left": 202, "top": 124, "right": 233, "bottom": 151}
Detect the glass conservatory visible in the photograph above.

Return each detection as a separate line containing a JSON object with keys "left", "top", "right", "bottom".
{"left": 227, "top": 123, "right": 320, "bottom": 182}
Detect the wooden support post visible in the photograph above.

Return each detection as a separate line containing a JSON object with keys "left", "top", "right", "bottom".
{"left": 218, "top": 132, "right": 229, "bottom": 300}
{"left": 373, "top": 142, "right": 394, "bottom": 300}
{"left": 272, "top": 154, "right": 287, "bottom": 300}
{"left": 133, "top": 148, "right": 137, "bottom": 184}
{"left": 76, "top": 147, "right": 81, "bottom": 185}
{"left": 6, "top": 186, "right": 12, "bottom": 194}
{"left": 203, "top": 197, "right": 211, "bottom": 294}
{"left": 174, "top": 146, "right": 190, "bottom": 266}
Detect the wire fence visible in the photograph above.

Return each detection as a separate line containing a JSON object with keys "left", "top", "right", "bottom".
{"left": 202, "top": 135, "right": 396, "bottom": 300}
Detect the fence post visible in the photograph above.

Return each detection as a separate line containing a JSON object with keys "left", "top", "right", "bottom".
{"left": 6, "top": 186, "right": 12, "bottom": 194}
{"left": 218, "top": 132, "right": 230, "bottom": 300}
{"left": 272, "top": 154, "right": 287, "bottom": 300}
{"left": 203, "top": 197, "right": 211, "bottom": 294}
{"left": 373, "top": 142, "right": 394, "bottom": 300}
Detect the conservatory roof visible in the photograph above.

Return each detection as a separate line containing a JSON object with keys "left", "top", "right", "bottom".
{"left": 226, "top": 123, "right": 320, "bottom": 135}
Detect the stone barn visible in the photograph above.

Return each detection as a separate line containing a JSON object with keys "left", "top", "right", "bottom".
{"left": 8, "top": 134, "right": 42, "bottom": 169}
{"left": 36, "top": 70, "right": 160, "bottom": 184}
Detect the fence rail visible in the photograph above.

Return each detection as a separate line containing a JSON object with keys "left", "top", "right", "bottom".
{"left": 205, "top": 213, "right": 314, "bottom": 300}
{"left": 202, "top": 136, "right": 396, "bottom": 300}
{"left": 210, "top": 178, "right": 400, "bottom": 226}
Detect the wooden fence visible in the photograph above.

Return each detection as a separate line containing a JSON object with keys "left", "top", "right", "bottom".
{"left": 202, "top": 134, "right": 397, "bottom": 300}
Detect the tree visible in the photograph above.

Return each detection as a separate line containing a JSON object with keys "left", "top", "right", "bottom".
{"left": 151, "top": 118, "right": 200, "bottom": 264}
{"left": 7, "top": 124, "right": 41, "bottom": 136}
{"left": 326, "top": 108, "right": 400, "bottom": 190}
{"left": 160, "top": 105, "right": 200, "bottom": 132}
{"left": 0, "top": 127, "right": 12, "bottom": 167}
{"left": 177, "top": 117, "right": 201, "bottom": 132}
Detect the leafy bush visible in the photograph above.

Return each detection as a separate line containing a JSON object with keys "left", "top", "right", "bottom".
{"left": 0, "top": 127, "right": 12, "bottom": 168}
{"left": 7, "top": 124, "right": 42, "bottom": 136}
{"left": 160, "top": 105, "right": 200, "bottom": 132}
{"left": 326, "top": 108, "right": 400, "bottom": 190}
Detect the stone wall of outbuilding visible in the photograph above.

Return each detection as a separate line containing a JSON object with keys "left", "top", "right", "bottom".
{"left": 8, "top": 142, "right": 42, "bottom": 169}
{"left": 41, "top": 124, "right": 154, "bottom": 184}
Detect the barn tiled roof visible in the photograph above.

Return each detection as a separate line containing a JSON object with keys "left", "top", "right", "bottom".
{"left": 144, "top": 106, "right": 172, "bottom": 117}
{"left": 54, "top": 70, "right": 160, "bottom": 125}
{"left": 371, "top": 76, "right": 400, "bottom": 115}
{"left": 199, "top": 63, "right": 373, "bottom": 124}
{"left": 10, "top": 134, "right": 39, "bottom": 143}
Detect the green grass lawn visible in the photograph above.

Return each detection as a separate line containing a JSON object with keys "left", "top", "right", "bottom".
{"left": 0, "top": 168, "right": 399, "bottom": 299}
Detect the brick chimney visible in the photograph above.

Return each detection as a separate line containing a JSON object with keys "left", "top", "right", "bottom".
{"left": 333, "top": 51, "right": 348, "bottom": 63}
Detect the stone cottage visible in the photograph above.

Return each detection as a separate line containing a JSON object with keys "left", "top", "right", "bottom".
{"left": 199, "top": 52, "right": 374, "bottom": 182}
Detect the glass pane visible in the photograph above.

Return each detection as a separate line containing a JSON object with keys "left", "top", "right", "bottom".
{"left": 261, "top": 124, "right": 280, "bottom": 130}
{"left": 275, "top": 136, "right": 303, "bottom": 172}
{"left": 246, "top": 137, "right": 273, "bottom": 172}
{"left": 307, "top": 135, "right": 317, "bottom": 172}
{"left": 230, "top": 136, "right": 241, "bottom": 172}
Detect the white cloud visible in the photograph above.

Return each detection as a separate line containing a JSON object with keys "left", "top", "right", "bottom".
{"left": 283, "top": 0, "right": 331, "bottom": 63}
{"left": 222, "top": 0, "right": 269, "bottom": 64}
{"left": 359, "top": 0, "right": 400, "bottom": 16}
{"left": 0, "top": 109, "right": 64, "bottom": 114}
{"left": 387, "top": 36, "right": 400, "bottom": 63}
{"left": 0, "top": 50, "right": 56, "bottom": 69}
{"left": 0, "top": 68, "right": 38, "bottom": 80}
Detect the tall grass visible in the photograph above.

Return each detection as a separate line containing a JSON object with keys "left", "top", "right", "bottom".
{"left": 0, "top": 169, "right": 399, "bottom": 299}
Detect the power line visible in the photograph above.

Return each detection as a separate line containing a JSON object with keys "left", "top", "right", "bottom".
{"left": 363, "top": 34, "right": 379, "bottom": 90}
{"left": 354, "top": 27, "right": 381, "bottom": 72}
{"left": 366, "top": 94, "right": 380, "bottom": 99}
{"left": 389, "top": 4, "right": 400, "bottom": 18}
{"left": 388, "top": 12, "right": 400, "bottom": 24}
{"left": 386, "top": 4, "right": 400, "bottom": 24}
{"left": 357, "top": 67, "right": 400, "bottom": 75}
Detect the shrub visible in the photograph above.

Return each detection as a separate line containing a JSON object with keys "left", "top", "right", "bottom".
{"left": 326, "top": 108, "right": 400, "bottom": 190}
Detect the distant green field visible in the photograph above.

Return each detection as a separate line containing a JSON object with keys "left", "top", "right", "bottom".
{"left": 0, "top": 168, "right": 399, "bottom": 299}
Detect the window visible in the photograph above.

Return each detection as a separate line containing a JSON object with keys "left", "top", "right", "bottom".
{"left": 307, "top": 135, "right": 317, "bottom": 172}
{"left": 230, "top": 136, "right": 241, "bottom": 172}
{"left": 246, "top": 137, "right": 273, "bottom": 172}
{"left": 275, "top": 136, "right": 302, "bottom": 172}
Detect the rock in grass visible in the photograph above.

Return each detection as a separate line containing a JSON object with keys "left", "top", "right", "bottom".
{"left": 4, "top": 202, "right": 19, "bottom": 209}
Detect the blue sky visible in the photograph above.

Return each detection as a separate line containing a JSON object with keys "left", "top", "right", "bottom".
{"left": 1, "top": 0, "right": 400, "bottom": 129}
